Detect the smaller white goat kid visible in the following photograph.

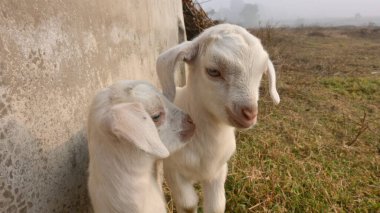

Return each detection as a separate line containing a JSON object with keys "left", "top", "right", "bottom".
{"left": 87, "top": 80, "right": 195, "bottom": 213}
{"left": 157, "top": 24, "right": 280, "bottom": 213}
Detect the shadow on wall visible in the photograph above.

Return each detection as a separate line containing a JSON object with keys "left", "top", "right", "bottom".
{"left": 0, "top": 119, "right": 90, "bottom": 212}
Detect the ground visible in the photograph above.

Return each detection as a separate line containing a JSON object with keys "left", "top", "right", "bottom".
{"left": 166, "top": 26, "right": 380, "bottom": 212}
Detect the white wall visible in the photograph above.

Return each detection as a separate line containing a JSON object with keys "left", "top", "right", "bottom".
{"left": 0, "top": 0, "right": 185, "bottom": 211}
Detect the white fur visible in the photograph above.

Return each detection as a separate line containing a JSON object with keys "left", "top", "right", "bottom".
{"left": 156, "top": 24, "right": 280, "bottom": 213}
{"left": 87, "top": 80, "right": 195, "bottom": 213}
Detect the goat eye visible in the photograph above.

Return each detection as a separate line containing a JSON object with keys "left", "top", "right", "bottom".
{"left": 206, "top": 68, "right": 221, "bottom": 77}
{"left": 151, "top": 113, "right": 161, "bottom": 122}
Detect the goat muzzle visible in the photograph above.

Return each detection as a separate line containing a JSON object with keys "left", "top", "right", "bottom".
{"left": 180, "top": 114, "right": 195, "bottom": 141}
{"left": 226, "top": 106, "right": 258, "bottom": 129}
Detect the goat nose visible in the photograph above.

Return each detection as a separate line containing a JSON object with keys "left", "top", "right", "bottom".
{"left": 185, "top": 115, "right": 194, "bottom": 125}
{"left": 180, "top": 114, "right": 195, "bottom": 141}
{"left": 241, "top": 107, "right": 257, "bottom": 121}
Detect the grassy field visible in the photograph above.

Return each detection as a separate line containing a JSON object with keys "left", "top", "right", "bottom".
{"left": 167, "top": 26, "right": 380, "bottom": 212}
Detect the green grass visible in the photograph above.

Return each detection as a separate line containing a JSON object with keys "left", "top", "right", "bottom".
{"left": 227, "top": 27, "right": 380, "bottom": 212}
{"left": 231, "top": 27, "right": 380, "bottom": 212}
{"left": 321, "top": 77, "right": 380, "bottom": 100}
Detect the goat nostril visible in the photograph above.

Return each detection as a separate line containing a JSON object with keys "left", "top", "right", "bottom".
{"left": 180, "top": 114, "right": 195, "bottom": 141}
{"left": 186, "top": 115, "right": 194, "bottom": 124}
{"left": 242, "top": 108, "right": 257, "bottom": 121}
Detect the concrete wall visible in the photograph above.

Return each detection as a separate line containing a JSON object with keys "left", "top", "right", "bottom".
{"left": 0, "top": 0, "right": 185, "bottom": 212}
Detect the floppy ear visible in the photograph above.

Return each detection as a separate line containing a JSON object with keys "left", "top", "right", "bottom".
{"left": 109, "top": 102, "right": 169, "bottom": 158}
{"left": 267, "top": 59, "right": 280, "bottom": 104}
{"left": 156, "top": 41, "right": 198, "bottom": 101}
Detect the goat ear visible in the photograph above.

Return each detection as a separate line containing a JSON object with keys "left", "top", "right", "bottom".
{"left": 109, "top": 102, "right": 169, "bottom": 158}
{"left": 267, "top": 59, "right": 280, "bottom": 104}
{"left": 156, "top": 41, "right": 198, "bottom": 101}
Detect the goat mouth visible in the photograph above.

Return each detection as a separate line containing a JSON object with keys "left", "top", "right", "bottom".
{"left": 226, "top": 107, "right": 256, "bottom": 129}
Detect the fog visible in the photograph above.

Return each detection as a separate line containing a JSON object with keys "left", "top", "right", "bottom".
{"left": 202, "top": 0, "right": 380, "bottom": 27}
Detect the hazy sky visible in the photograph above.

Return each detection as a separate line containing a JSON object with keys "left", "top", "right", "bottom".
{"left": 202, "top": 0, "right": 380, "bottom": 20}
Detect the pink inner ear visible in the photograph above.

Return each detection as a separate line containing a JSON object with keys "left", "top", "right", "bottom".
{"left": 109, "top": 102, "right": 169, "bottom": 158}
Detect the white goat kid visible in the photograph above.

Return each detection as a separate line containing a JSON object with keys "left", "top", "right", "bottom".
{"left": 87, "top": 80, "right": 195, "bottom": 213}
{"left": 156, "top": 24, "right": 280, "bottom": 213}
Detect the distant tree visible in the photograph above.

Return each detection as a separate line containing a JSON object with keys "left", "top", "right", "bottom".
{"left": 355, "top": 13, "right": 362, "bottom": 19}
{"left": 368, "top": 22, "right": 376, "bottom": 27}
{"left": 295, "top": 18, "right": 305, "bottom": 27}
{"left": 239, "top": 3, "right": 260, "bottom": 27}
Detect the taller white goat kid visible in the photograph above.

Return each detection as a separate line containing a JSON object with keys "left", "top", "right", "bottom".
{"left": 156, "top": 24, "right": 280, "bottom": 213}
